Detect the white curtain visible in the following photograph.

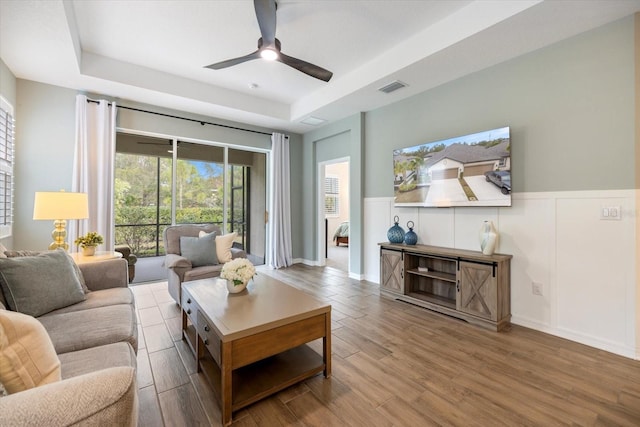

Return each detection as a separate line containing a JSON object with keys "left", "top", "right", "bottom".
{"left": 268, "top": 133, "right": 292, "bottom": 268}
{"left": 69, "top": 95, "right": 117, "bottom": 251}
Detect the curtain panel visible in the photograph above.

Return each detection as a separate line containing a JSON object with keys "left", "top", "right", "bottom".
{"left": 268, "top": 133, "right": 292, "bottom": 268}
{"left": 69, "top": 95, "right": 117, "bottom": 251}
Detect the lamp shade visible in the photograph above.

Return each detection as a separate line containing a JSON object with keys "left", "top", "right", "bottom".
{"left": 33, "top": 192, "right": 89, "bottom": 220}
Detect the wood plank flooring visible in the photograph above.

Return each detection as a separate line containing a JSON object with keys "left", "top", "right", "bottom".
{"left": 132, "top": 264, "right": 640, "bottom": 426}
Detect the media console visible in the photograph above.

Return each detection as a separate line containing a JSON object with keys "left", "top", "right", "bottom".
{"left": 379, "top": 243, "right": 512, "bottom": 331}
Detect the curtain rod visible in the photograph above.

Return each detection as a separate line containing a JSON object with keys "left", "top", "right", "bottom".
{"left": 86, "top": 98, "right": 272, "bottom": 136}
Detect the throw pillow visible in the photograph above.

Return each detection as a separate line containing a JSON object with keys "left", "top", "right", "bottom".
{"left": 4, "top": 250, "right": 89, "bottom": 293}
{"left": 180, "top": 232, "right": 218, "bottom": 267}
{"left": 214, "top": 232, "right": 237, "bottom": 263}
{"left": 0, "top": 250, "right": 87, "bottom": 317}
{"left": 0, "top": 309, "right": 61, "bottom": 393}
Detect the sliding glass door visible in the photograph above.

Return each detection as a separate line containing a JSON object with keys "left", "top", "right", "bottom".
{"left": 114, "top": 133, "right": 266, "bottom": 263}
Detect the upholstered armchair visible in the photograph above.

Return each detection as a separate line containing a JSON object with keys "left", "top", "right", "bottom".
{"left": 163, "top": 224, "right": 246, "bottom": 304}
{"left": 114, "top": 245, "right": 137, "bottom": 283}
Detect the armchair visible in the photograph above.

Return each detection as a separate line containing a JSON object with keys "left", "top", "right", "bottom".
{"left": 114, "top": 245, "right": 137, "bottom": 283}
{"left": 163, "top": 224, "right": 246, "bottom": 304}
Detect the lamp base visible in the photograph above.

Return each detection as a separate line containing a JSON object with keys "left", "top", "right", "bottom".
{"left": 49, "top": 219, "right": 69, "bottom": 251}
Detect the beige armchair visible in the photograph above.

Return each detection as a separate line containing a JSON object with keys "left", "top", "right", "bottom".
{"left": 163, "top": 224, "right": 246, "bottom": 304}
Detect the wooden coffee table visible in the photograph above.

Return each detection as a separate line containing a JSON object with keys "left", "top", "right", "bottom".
{"left": 181, "top": 275, "right": 331, "bottom": 426}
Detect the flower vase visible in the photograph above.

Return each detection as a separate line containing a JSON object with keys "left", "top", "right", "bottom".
{"left": 226, "top": 279, "right": 247, "bottom": 294}
{"left": 479, "top": 221, "right": 498, "bottom": 255}
{"left": 387, "top": 215, "right": 405, "bottom": 244}
{"left": 82, "top": 246, "right": 96, "bottom": 256}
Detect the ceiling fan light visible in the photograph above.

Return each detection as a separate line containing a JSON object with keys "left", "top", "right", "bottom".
{"left": 260, "top": 48, "right": 279, "bottom": 61}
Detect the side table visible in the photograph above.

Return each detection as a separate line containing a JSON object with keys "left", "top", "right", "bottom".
{"left": 69, "top": 251, "right": 123, "bottom": 265}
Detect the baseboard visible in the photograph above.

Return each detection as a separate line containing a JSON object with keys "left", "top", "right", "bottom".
{"left": 512, "top": 316, "right": 637, "bottom": 360}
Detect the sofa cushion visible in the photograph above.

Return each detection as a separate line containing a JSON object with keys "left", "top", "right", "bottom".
{"left": 215, "top": 232, "right": 237, "bottom": 263}
{"left": 0, "top": 309, "right": 61, "bottom": 394}
{"left": 181, "top": 232, "right": 218, "bottom": 267}
{"left": 4, "top": 249, "right": 89, "bottom": 293}
{"left": 38, "top": 304, "right": 138, "bottom": 355}
{"left": 0, "top": 250, "right": 86, "bottom": 317}
{"left": 58, "top": 342, "right": 136, "bottom": 380}
{"left": 44, "top": 288, "right": 134, "bottom": 315}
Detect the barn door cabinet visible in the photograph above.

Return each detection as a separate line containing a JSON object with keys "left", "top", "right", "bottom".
{"left": 379, "top": 243, "right": 512, "bottom": 331}
{"left": 380, "top": 248, "right": 404, "bottom": 294}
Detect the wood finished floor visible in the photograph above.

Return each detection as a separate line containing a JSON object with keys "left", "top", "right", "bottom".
{"left": 132, "top": 264, "right": 640, "bottom": 426}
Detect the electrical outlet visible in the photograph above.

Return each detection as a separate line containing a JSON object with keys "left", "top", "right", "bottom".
{"left": 532, "top": 282, "right": 543, "bottom": 296}
{"left": 601, "top": 206, "right": 621, "bottom": 220}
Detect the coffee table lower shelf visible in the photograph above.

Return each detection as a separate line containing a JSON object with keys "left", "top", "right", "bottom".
{"left": 199, "top": 343, "right": 325, "bottom": 411}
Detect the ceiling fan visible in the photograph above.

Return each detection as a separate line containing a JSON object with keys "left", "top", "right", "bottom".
{"left": 204, "top": 0, "right": 333, "bottom": 82}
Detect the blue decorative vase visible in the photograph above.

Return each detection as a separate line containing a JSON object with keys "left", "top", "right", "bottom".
{"left": 404, "top": 221, "right": 418, "bottom": 245}
{"left": 387, "top": 215, "right": 405, "bottom": 244}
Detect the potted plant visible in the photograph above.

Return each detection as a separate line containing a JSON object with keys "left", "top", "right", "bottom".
{"left": 74, "top": 232, "right": 104, "bottom": 256}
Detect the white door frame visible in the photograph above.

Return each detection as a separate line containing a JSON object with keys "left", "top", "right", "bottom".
{"left": 317, "top": 156, "right": 349, "bottom": 269}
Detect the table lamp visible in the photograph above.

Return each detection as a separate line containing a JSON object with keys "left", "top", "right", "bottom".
{"left": 33, "top": 191, "right": 89, "bottom": 250}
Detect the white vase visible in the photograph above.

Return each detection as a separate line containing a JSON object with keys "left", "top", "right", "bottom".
{"left": 226, "top": 279, "right": 247, "bottom": 293}
{"left": 479, "top": 221, "right": 498, "bottom": 255}
{"left": 82, "top": 246, "right": 96, "bottom": 256}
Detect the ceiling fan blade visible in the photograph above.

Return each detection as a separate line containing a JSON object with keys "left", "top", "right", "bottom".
{"left": 204, "top": 50, "right": 261, "bottom": 70}
{"left": 254, "top": 0, "right": 276, "bottom": 45}
{"left": 278, "top": 52, "right": 333, "bottom": 82}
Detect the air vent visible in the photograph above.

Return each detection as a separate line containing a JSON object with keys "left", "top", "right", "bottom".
{"left": 378, "top": 80, "right": 408, "bottom": 94}
{"left": 300, "top": 116, "right": 326, "bottom": 126}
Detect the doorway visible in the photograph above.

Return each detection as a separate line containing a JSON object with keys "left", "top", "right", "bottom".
{"left": 321, "top": 160, "right": 349, "bottom": 272}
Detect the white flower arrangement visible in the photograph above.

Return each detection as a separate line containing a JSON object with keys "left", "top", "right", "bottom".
{"left": 220, "top": 258, "right": 256, "bottom": 286}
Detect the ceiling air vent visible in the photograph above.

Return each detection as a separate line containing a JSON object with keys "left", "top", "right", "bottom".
{"left": 301, "top": 116, "right": 326, "bottom": 126}
{"left": 378, "top": 80, "right": 408, "bottom": 94}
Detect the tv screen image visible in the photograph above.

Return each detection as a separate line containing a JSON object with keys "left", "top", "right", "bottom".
{"left": 393, "top": 127, "right": 511, "bottom": 207}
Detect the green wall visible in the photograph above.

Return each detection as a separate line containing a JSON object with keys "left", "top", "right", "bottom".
{"left": 365, "top": 15, "right": 635, "bottom": 197}
{"left": 15, "top": 80, "right": 77, "bottom": 250}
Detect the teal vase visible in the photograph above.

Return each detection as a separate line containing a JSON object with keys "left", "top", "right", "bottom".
{"left": 404, "top": 221, "right": 418, "bottom": 245}
{"left": 387, "top": 215, "right": 405, "bottom": 244}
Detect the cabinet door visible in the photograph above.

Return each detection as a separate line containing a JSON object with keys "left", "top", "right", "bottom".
{"left": 457, "top": 261, "right": 497, "bottom": 320}
{"left": 380, "top": 249, "right": 403, "bottom": 294}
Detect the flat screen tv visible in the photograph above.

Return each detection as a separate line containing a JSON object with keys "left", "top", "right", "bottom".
{"left": 393, "top": 126, "right": 511, "bottom": 207}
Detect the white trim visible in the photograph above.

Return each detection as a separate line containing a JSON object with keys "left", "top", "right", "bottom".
{"left": 0, "top": 96, "right": 13, "bottom": 239}
{"left": 316, "top": 163, "right": 327, "bottom": 267}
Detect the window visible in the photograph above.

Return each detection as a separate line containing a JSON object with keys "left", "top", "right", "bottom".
{"left": 324, "top": 176, "right": 339, "bottom": 216}
{"left": 0, "top": 97, "right": 14, "bottom": 238}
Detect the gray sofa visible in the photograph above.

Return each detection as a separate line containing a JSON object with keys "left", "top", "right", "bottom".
{"left": 163, "top": 224, "right": 246, "bottom": 304}
{"left": 0, "top": 257, "right": 138, "bottom": 426}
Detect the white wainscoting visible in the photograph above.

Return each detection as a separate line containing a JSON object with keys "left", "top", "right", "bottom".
{"left": 364, "top": 190, "right": 638, "bottom": 359}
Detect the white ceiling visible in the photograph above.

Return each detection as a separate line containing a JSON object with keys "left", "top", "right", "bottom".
{"left": 1, "top": 0, "right": 639, "bottom": 134}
